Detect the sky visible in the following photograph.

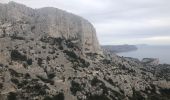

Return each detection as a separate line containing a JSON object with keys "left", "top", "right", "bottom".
{"left": 1, "top": 0, "right": 170, "bottom": 45}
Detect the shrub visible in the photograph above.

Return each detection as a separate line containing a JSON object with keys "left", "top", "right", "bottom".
{"left": 0, "top": 83, "right": 3, "bottom": 89}
{"left": 40, "top": 37, "right": 63, "bottom": 46}
{"left": 11, "top": 50, "right": 27, "bottom": 61}
{"left": 43, "top": 93, "right": 65, "bottom": 100}
{"left": 59, "top": 46, "right": 63, "bottom": 50}
{"left": 104, "top": 77, "right": 116, "bottom": 86}
{"left": 27, "top": 59, "right": 32, "bottom": 65}
{"left": 130, "top": 89, "right": 145, "bottom": 100}
{"left": 102, "top": 59, "right": 111, "bottom": 64}
{"left": 11, "top": 78, "right": 19, "bottom": 85}
{"left": 55, "top": 38, "right": 63, "bottom": 45}
{"left": 87, "top": 94, "right": 110, "bottom": 100}
{"left": 63, "top": 50, "right": 78, "bottom": 59}
{"left": 79, "top": 58, "right": 90, "bottom": 68}
{"left": 8, "top": 69, "right": 23, "bottom": 77}
{"left": 70, "top": 80, "right": 82, "bottom": 95}
{"left": 37, "top": 75, "right": 54, "bottom": 85}
{"left": 31, "top": 26, "right": 35, "bottom": 31}
{"left": 42, "top": 46, "right": 46, "bottom": 49}
{"left": 24, "top": 73, "right": 31, "bottom": 79}
{"left": 53, "top": 92, "right": 65, "bottom": 100}
{"left": 0, "top": 63, "right": 4, "bottom": 67}
{"left": 37, "top": 58, "right": 43, "bottom": 66}
{"left": 160, "top": 88, "right": 170, "bottom": 95}
{"left": 7, "top": 92, "right": 17, "bottom": 100}
{"left": 91, "top": 77, "right": 101, "bottom": 86}
{"left": 66, "top": 40, "right": 74, "bottom": 48}
{"left": 10, "top": 35, "right": 25, "bottom": 40}
{"left": 47, "top": 73, "right": 56, "bottom": 79}
{"left": 44, "top": 96, "right": 52, "bottom": 100}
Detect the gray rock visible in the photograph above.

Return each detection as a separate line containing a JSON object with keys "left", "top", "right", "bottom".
{"left": 0, "top": 1, "right": 102, "bottom": 54}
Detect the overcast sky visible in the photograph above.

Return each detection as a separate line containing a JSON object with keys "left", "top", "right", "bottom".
{"left": 1, "top": 0, "right": 170, "bottom": 45}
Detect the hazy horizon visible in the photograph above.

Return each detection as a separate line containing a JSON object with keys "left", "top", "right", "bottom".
{"left": 1, "top": 0, "right": 170, "bottom": 45}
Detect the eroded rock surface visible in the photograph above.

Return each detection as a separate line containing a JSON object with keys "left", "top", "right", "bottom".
{"left": 0, "top": 1, "right": 101, "bottom": 54}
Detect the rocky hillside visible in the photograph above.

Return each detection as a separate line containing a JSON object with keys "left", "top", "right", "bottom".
{"left": 0, "top": 2, "right": 170, "bottom": 100}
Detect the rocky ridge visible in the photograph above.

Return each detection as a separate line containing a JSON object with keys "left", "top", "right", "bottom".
{"left": 0, "top": 2, "right": 170, "bottom": 100}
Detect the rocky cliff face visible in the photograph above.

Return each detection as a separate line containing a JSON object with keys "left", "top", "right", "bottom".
{"left": 0, "top": 2, "right": 170, "bottom": 100}
{"left": 0, "top": 2, "right": 101, "bottom": 54}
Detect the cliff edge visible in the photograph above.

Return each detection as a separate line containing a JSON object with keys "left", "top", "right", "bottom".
{"left": 0, "top": 2, "right": 102, "bottom": 54}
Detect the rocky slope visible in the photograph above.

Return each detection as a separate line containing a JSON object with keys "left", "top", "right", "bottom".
{"left": 0, "top": 2, "right": 170, "bottom": 100}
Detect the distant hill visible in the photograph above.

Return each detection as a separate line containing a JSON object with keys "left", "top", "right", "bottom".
{"left": 102, "top": 45, "right": 137, "bottom": 53}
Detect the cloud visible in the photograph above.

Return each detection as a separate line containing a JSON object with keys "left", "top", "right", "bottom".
{"left": 144, "top": 36, "right": 170, "bottom": 41}
{"left": 0, "top": 0, "right": 10, "bottom": 3}
{"left": 1, "top": 0, "right": 170, "bottom": 45}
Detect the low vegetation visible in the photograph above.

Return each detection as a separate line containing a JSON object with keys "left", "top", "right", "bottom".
{"left": 11, "top": 50, "right": 27, "bottom": 61}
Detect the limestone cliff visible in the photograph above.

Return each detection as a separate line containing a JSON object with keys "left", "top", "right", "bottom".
{"left": 0, "top": 2, "right": 101, "bottom": 54}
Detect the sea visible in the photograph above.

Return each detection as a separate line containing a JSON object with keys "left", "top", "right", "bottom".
{"left": 117, "top": 45, "right": 170, "bottom": 64}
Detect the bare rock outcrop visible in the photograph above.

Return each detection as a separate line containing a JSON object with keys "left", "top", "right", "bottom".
{"left": 0, "top": 1, "right": 102, "bottom": 54}
{"left": 142, "top": 58, "right": 159, "bottom": 66}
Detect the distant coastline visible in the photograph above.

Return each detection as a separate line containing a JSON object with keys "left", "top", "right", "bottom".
{"left": 117, "top": 45, "right": 170, "bottom": 64}
{"left": 102, "top": 44, "right": 138, "bottom": 53}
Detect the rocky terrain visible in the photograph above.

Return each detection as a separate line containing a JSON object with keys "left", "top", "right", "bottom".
{"left": 102, "top": 45, "right": 137, "bottom": 53}
{"left": 0, "top": 2, "right": 170, "bottom": 100}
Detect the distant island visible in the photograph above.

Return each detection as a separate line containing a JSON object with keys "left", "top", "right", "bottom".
{"left": 102, "top": 44, "right": 138, "bottom": 53}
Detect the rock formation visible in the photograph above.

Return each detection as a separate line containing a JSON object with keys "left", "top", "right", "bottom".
{"left": 0, "top": 1, "right": 102, "bottom": 54}
{"left": 0, "top": 2, "right": 170, "bottom": 100}
{"left": 142, "top": 58, "right": 159, "bottom": 66}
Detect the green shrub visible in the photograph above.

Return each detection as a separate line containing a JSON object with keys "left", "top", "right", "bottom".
{"left": 10, "top": 35, "right": 25, "bottom": 40}
{"left": 79, "top": 58, "right": 90, "bottom": 68}
{"left": 42, "top": 46, "right": 46, "bottom": 49}
{"left": 87, "top": 94, "right": 110, "bottom": 100}
{"left": 0, "top": 83, "right": 3, "bottom": 89}
{"left": 66, "top": 40, "right": 74, "bottom": 48}
{"left": 7, "top": 92, "right": 17, "bottom": 100}
{"left": 24, "top": 73, "right": 31, "bottom": 79}
{"left": 63, "top": 50, "right": 78, "bottom": 59}
{"left": 53, "top": 92, "right": 65, "bottom": 100}
{"left": 37, "top": 75, "right": 54, "bottom": 85}
{"left": 102, "top": 59, "right": 111, "bottom": 64}
{"left": 47, "top": 73, "right": 56, "bottom": 79}
{"left": 11, "top": 50, "right": 27, "bottom": 61}
{"left": 70, "top": 80, "right": 82, "bottom": 95}
{"left": 37, "top": 58, "right": 43, "bottom": 66}
{"left": 44, "top": 92, "right": 65, "bottom": 100}
{"left": 44, "top": 96, "right": 52, "bottom": 100}
{"left": 59, "top": 46, "right": 63, "bottom": 50}
{"left": 11, "top": 78, "right": 19, "bottom": 85}
{"left": 27, "top": 59, "right": 32, "bottom": 65}
{"left": 160, "top": 88, "right": 170, "bottom": 95}
{"left": 0, "top": 63, "right": 4, "bottom": 67}
{"left": 130, "top": 89, "right": 145, "bottom": 100}
{"left": 9, "top": 69, "right": 23, "bottom": 77}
